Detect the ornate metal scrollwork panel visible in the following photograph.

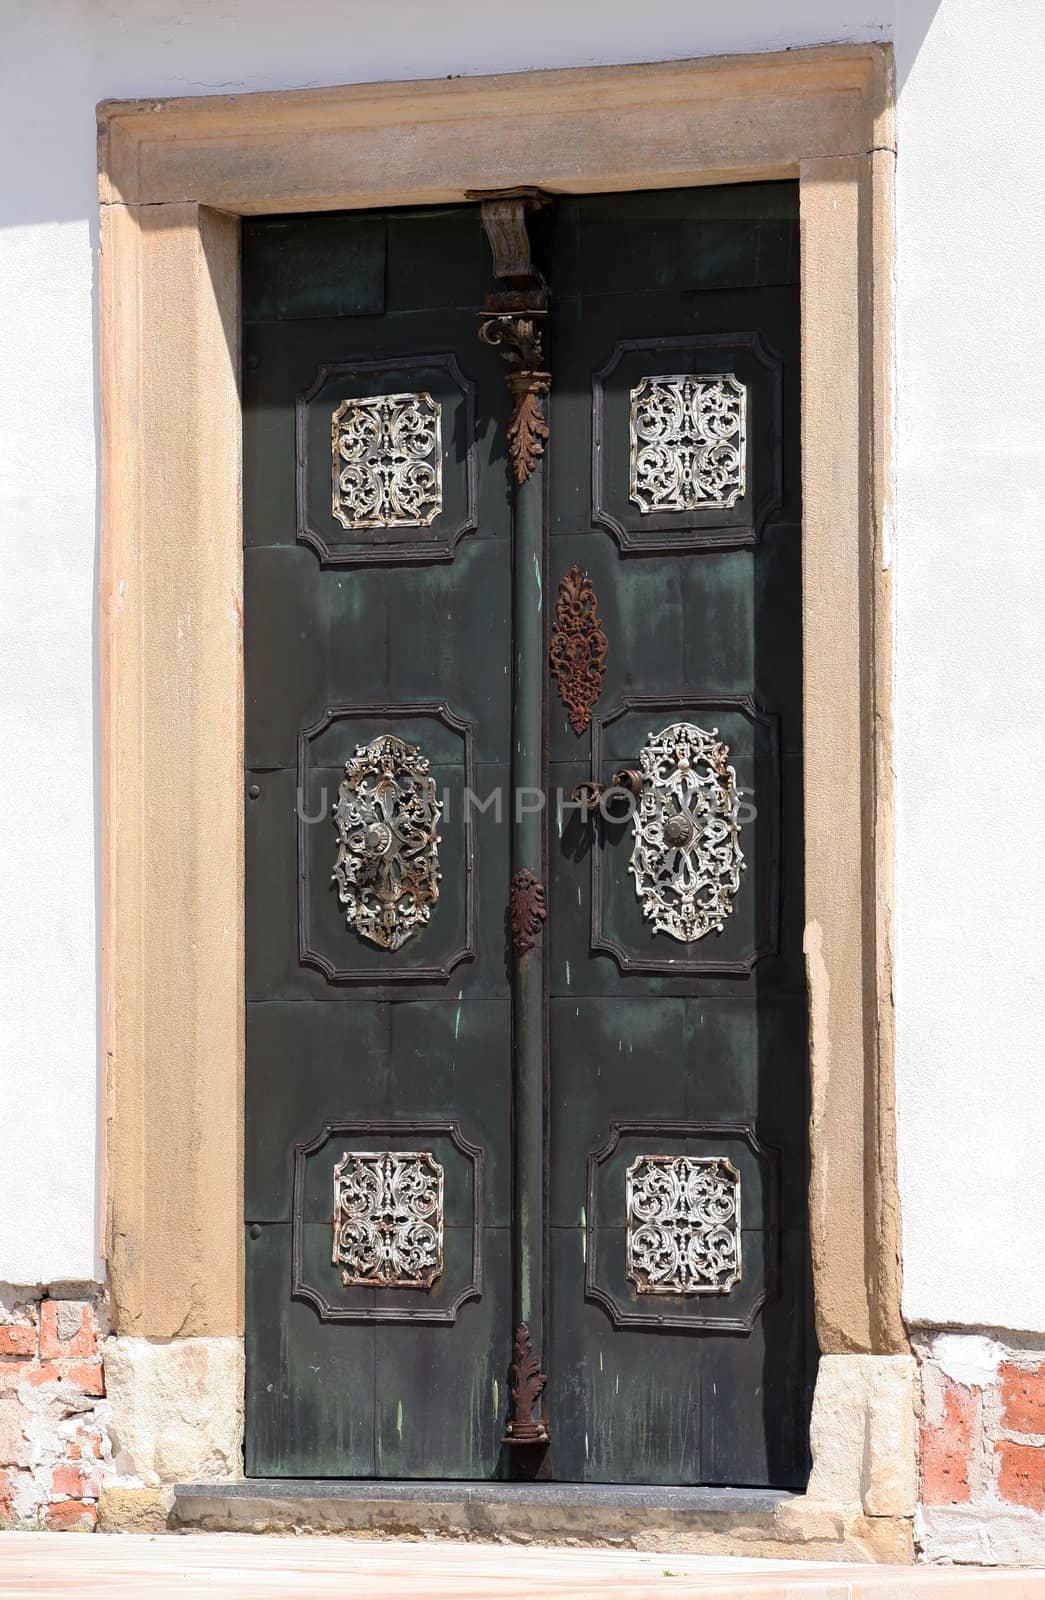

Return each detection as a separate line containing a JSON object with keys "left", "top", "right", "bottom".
{"left": 332, "top": 1150, "right": 444, "bottom": 1289}
{"left": 549, "top": 565, "right": 608, "bottom": 736}
{"left": 629, "top": 721, "right": 745, "bottom": 943}
{"left": 626, "top": 1154, "right": 741, "bottom": 1295}
{"left": 332, "top": 734, "right": 442, "bottom": 952}
{"left": 331, "top": 391, "right": 442, "bottom": 529}
{"left": 629, "top": 374, "right": 746, "bottom": 514}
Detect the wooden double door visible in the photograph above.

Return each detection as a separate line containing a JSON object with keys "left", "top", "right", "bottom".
{"left": 243, "top": 184, "right": 814, "bottom": 1486}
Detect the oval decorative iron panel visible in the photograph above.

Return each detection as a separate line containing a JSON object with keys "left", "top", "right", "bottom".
{"left": 332, "top": 733, "right": 442, "bottom": 952}
{"left": 629, "top": 374, "right": 746, "bottom": 513}
{"left": 332, "top": 1150, "right": 444, "bottom": 1289}
{"left": 331, "top": 391, "right": 442, "bottom": 529}
{"left": 629, "top": 720, "right": 745, "bottom": 943}
{"left": 626, "top": 1154, "right": 741, "bottom": 1295}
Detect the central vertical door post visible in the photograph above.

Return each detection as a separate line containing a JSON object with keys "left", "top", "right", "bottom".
{"left": 477, "top": 193, "right": 553, "bottom": 1457}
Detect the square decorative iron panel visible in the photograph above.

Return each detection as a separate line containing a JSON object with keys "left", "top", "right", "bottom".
{"left": 625, "top": 1154, "right": 741, "bottom": 1295}
{"left": 629, "top": 374, "right": 746, "bottom": 513}
{"left": 331, "top": 391, "right": 442, "bottom": 529}
{"left": 332, "top": 1150, "right": 445, "bottom": 1289}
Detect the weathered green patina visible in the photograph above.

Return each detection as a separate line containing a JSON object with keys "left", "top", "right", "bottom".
{"left": 242, "top": 185, "right": 812, "bottom": 1486}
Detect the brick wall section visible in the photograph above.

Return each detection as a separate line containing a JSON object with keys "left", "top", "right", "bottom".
{"left": 920, "top": 1373, "right": 977, "bottom": 1504}
{"left": 0, "top": 1291, "right": 110, "bottom": 1530}
{"left": 999, "top": 1362, "right": 1045, "bottom": 1437}
{"left": 918, "top": 1336, "right": 1045, "bottom": 1557}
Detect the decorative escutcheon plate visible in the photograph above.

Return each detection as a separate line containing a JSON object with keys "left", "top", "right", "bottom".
{"left": 629, "top": 721, "right": 745, "bottom": 943}
{"left": 332, "top": 734, "right": 442, "bottom": 951}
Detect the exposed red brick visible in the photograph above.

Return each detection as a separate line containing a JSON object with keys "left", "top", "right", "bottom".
{"left": 998, "top": 1439, "right": 1045, "bottom": 1512}
{"left": 0, "top": 1326, "right": 37, "bottom": 1360}
{"left": 39, "top": 1302, "right": 99, "bottom": 1361}
{"left": 921, "top": 1380, "right": 977, "bottom": 1505}
{"left": 1000, "top": 1362, "right": 1045, "bottom": 1436}
{"left": 62, "top": 1360, "right": 104, "bottom": 1397}
{"left": 45, "top": 1498, "right": 97, "bottom": 1531}
{"left": 51, "top": 1461, "right": 100, "bottom": 1499}
{"left": 0, "top": 1467, "right": 14, "bottom": 1522}
{"left": 69, "top": 1427, "right": 104, "bottom": 1461}
{"left": 26, "top": 1360, "right": 104, "bottom": 1397}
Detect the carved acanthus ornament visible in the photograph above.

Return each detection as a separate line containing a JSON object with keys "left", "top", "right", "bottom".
{"left": 549, "top": 565, "right": 608, "bottom": 735}
{"left": 509, "top": 868, "right": 547, "bottom": 956}
{"left": 629, "top": 721, "right": 744, "bottom": 943}
{"left": 478, "top": 313, "right": 550, "bottom": 484}
{"left": 626, "top": 1155, "right": 741, "bottom": 1295}
{"left": 332, "top": 734, "right": 442, "bottom": 951}
{"left": 502, "top": 1322, "right": 550, "bottom": 1445}
{"left": 332, "top": 1150, "right": 444, "bottom": 1289}
{"left": 475, "top": 190, "right": 553, "bottom": 486}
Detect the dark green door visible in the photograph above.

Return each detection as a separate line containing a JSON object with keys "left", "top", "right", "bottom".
{"left": 243, "top": 184, "right": 814, "bottom": 1486}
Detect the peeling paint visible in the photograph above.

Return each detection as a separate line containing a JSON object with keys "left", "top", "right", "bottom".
{"left": 928, "top": 1333, "right": 1004, "bottom": 1389}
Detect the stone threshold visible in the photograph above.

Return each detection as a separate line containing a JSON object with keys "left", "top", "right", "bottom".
{"left": 171, "top": 1479, "right": 920, "bottom": 1562}
{"left": 175, "top": 1479, "right": 800, "bottom": 1547}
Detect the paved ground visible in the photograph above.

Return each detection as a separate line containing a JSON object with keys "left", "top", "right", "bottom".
{"left": 0, "top": 1534, "right": 1044, "bottom": 1599}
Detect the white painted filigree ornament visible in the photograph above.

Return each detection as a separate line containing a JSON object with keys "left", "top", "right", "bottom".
{"left": 628, "top": 721, "right": 744, "bottom": 943}
{"left": 626, "top": 1155, "right": 741, "bottom": 1295}
{"left": 331, "top": 392, "right": 442, "bottom": 529}
{"left": 332, "top": 1151, "right": 444, "bottom": 1289}
{"left": 332, "top": 734, "right": 442, "bottom": 952}
{"left": 629, "top": 374, "right": 746, "bottom": 513}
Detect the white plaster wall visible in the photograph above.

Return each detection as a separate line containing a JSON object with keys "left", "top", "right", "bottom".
{"left": 2, "top": 0, "right": 1043, "bottom": 1333}
{"left": 892, "top": 0, "right": 1045, "bottom": 1331}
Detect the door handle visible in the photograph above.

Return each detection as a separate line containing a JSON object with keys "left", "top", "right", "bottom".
{"left": 570, "top": 768, "right": 642, "bottom": 818}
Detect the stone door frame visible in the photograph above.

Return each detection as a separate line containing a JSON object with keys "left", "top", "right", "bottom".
{"left": 97, "top": 43, "right": 906, "bottom": 1518}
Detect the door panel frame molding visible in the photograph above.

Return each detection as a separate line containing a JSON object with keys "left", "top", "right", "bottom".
{"left": 98, "top": 44, "right": 902, "bottom": 1364}
{"left": 291, "top": 1118, "right": 485, "bottom": 1325}
{"left": 588, "top": 691, "right": 781, "bottom": 977}
{"left": 585, "top": 1119, "right": 780, "bottom": 1334}
{"left": 297, "top": 699, "right": 477, "bottom": 984}
{"left": 591, "top": 330, "right": 784, "bottom": 553}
